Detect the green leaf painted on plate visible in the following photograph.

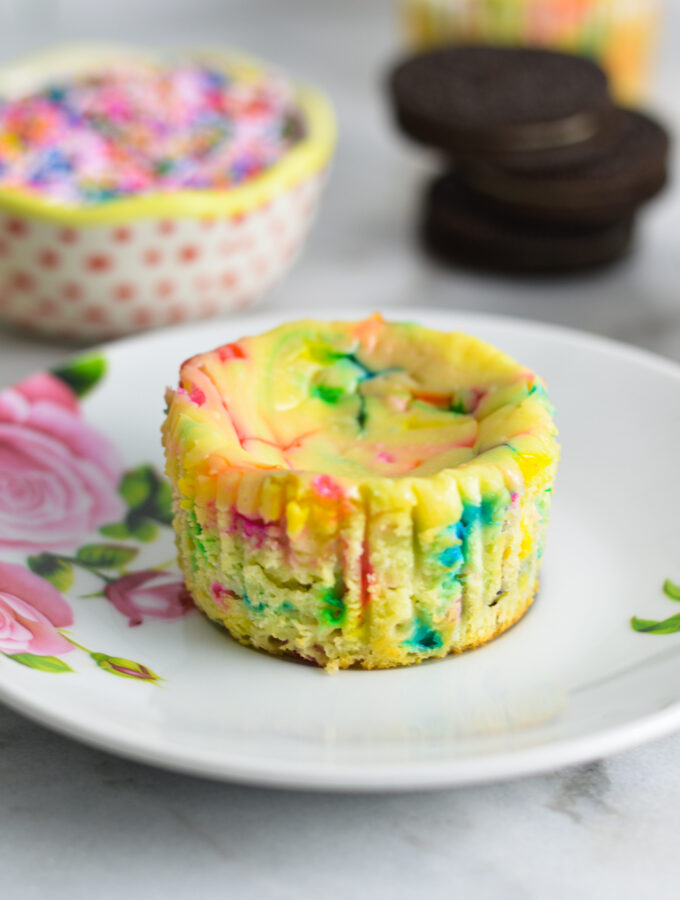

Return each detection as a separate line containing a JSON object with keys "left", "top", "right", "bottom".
{"left": 146, "top": 477, "right": 173, "bottom": 526}
{"left": 51, "top": 353, "right": 106, "bottom": 398}
{"left": 76, "top": 543, "right": 138, "bottom": 569}
{"left": 663, "top": 579, "right": 680, "bottom": 602}
{"left": 26, "top": 553, "right": 74, "bottom": 592}
{"left": 99, "top": 522, "right": 133, "bottom": 540}
{"left": 126, "top": 516, "right": 159, "bottom": 542}
{"left": 120, "top": 465, "right": 155, "bottom": 509}
{"left": 5, "top": 652, "right": 74, "bottom": 673}
{"left": 101, "top": 517, "right": 157, "bottom": 542}
{"left": 103, "top": 465, "right": 173, "bottom": 543}
{"left": 631, "top": 614, "right": 680, "bottom": 635}
{"left": 91, "top": 653, "right": 161, "bottom": 683}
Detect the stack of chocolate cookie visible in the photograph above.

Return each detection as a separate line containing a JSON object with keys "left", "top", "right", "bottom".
{"left": 388, "top": 46, "right": 670, "bottom": 273}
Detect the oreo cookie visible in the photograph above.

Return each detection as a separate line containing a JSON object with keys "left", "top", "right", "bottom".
{"left": 460, "top": 110, "right": 670, "bottom": 225}
{"left": 389, "top": 46, "right": 619, "bottom": 169}
{"left": 423, "top": 173, "right": 634, "bottom": 274}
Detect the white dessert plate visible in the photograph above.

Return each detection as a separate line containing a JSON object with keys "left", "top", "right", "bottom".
{"left": 1, "top": 307, "right": 680, "bottom": 792}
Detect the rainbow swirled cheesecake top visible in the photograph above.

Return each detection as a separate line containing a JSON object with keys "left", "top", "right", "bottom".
{"left": 164, "top": 315, "right": 558, "bottom": 494}
{"left": 0, "top": 55, "right": 305, "bottom": 205}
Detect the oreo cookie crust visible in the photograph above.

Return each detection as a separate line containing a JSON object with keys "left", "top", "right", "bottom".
{"left": 389, "top": 46, "right": 618, "bottom": 167}
{"left": 460, "top": 110, "right": 670, "bottom": 225}
{"left": 423, "top": 173, "right": 634, "bottom": 273}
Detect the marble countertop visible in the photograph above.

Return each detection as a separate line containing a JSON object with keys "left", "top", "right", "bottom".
{"left": 1, "top": 2, "right": 679, "bottom": 897}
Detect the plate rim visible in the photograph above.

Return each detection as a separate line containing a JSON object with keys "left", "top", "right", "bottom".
{"left": 2, "top": 304, "right": 680, "bottom": 791}
{"left": 5, "top": 303, "right": 680, "bottom": 392}
{"left": 1, "top": 672, "right": 680, "bottom": 792}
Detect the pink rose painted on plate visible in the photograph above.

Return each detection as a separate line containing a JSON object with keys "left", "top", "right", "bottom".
{"left": 0, "top": 561, "right": 73, "bottom": 656}
{"left": 104, "top": 569, "right": 194, "bottom": 627}
{"left": 0, "top": 355, "right": 187, "bottom": 682}
{"left": 0, "top": 371, "right": 124, "bottom": 551}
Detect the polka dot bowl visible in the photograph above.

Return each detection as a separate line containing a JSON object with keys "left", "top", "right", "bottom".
{"left": 0, "top": 46, "right": 336, "bottom": 340}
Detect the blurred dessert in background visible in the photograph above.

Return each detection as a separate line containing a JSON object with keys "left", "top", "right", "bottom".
{"left": 387, "top": 45, "right": 670, "bottom": 274}
{"left": 389, "top": 46, "right": 619, "bottom": 169}
{"left": 422, "top": 171, "right": 636, "bottom": 272}
{"left": 460, "top": 109, "right": 669, "bottom": 225}
{"left": 401, "top": 0, "right": 662, "bottom": 105}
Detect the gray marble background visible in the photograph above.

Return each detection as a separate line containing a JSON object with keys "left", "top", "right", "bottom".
{"left": 1, "top": 2, "right": 679, "bottom": 897}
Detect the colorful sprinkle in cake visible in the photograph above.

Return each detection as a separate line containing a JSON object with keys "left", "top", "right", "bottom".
{"left": 162, "top": 315, "right": 560, "bottom": 670}
{"left": 0, "top": 56, "right": 305, "bottom": 205}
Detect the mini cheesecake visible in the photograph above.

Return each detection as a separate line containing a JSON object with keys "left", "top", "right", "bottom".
{"left": 162, "top": 315, "right": 559, "bottom": 670}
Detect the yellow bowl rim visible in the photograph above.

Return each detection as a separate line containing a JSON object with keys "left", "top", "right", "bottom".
{"left": 0, "top": 44, "right": 336, "bottom": 226}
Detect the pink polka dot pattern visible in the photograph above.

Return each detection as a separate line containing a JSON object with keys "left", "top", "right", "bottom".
{"left": 143, "top": 248, "right": 162, "bottom": 265}
{"left": 113, "top": 283, "right": 135, "bottom": 302}
{"left": 38, "top": 248, "right": 60, "bottom": 269}
{"left": 178, "top": 244, "right": 200, "bottom": 263}
{"left": 0, "top": 174, "right": 322, "bottom": 339}
{"left": 155, "top": 279, "right": 175, "bottom": 298}
{"left": 85, "top": 253, "right": 112, "bottom": 272}
{"left": 6, "top": 218, "right": 29, "bottom": 238}
{"left": 12, "top": 270, "right": 34, "bottom": 291}
{"left": 62, "top": 281, "right": 82, "bottom": 301}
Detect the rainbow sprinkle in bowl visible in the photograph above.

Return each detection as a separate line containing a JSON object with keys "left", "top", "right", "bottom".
{"left": 0, "top": 45, "right": 335, "bottom": 340}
